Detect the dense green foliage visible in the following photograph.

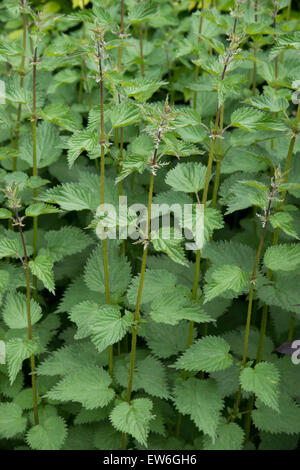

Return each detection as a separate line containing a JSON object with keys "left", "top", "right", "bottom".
{"left": 0, "top": 0, "right": 300, "bottom": 451}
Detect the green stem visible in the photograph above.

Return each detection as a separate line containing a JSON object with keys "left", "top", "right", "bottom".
{"left": 14, "top": 11, "right": 27, "bottom": 171}
{"left": 231, "top": 196, "right": 273, "bottom": 422}
{"left": 32, "top": 46, "right": 38, "bottom": 298}
{"left": 193, "top": 1, "right": 204, "bottom": 110}
{"left": 117, "top": 0, "right": 125, "bottom": 71}
{"left": 139, "top": 23, "right": 144, "bottom": 77}
{"left": 211, "top": 103, "right": 225, "bottom": 208}
{"left": 122, "top": 171, "right": 154, "bottom": 450}
{"left": 287, "top": 313, "right": 296, "bottom": 342}
{"left": 122, "top": 110, "right": 167, "bottom": 449}
{"left": 16, "top": 207, "right": 39, "bottom": 425}
{"left": 97, "top": 40, "right": 112, "bottom": 376}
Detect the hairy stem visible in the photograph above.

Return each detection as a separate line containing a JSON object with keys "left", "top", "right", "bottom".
{"left": 14, "top": 11, "right": 27, "bottom": 171}
{"left": 15, "top": 207, "right": 39, "bottom": 425}
{"left": 243, "top": 101, "right": 300, "bottom": 439}
{"left": 193, "top": 1, "right": 204, "bottom": 110}
{"left": 122, "top": 114, "right": 166, "bottom": 449}
{"left": 117, "top": 0, "right": 125, "bottom": 71}
{"left": 32, "top": 46, "right": 38, "bottom": 299}
{"left": 139, "top": 23, "right": 144, "bottom": 77}
{"left": 211, "top": 103, "right": 225, "bottom": 208}
{"left": 97, "top": 40, "right": 113, "bottom": 376}
{"left": 231, "top": 195, "right": 273, "bottom": 422}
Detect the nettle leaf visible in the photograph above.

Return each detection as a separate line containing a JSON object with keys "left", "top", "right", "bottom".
{"left": 151, "top": 229, "right": 188, "bottom": 267}
{"left": 110, "top": 398, "right": 154, "bottom": 447}
{"left": 0, "top": 403, "right": 27, "bottom": 439}
{"left": 93, "top": 423, "right": 121, "bottom": 450}
{"left": 84, "top": 244, "right": 131, "bottom": 299}
{"left": 110, "top": 101, "right": 141, "bottom": 128}
{"left": 37, "top": 342, "right": 107, "bottom": 377}
{"left": 7, "top": 338, "right": 40, "bottom": 384}
{"left": 204, "top": 265, "right": 249, "bottom": 303}
{"left": 39, "top": 183, "right": 96, "bottom": 211}
{"left": 145, "top": 320, "right": 195, "bottom": 359}
{"left": 115, "top": 354, "right": 169, "bottom": 399}
{"left": 269, "top": 212, "right": 299, "bottom": 240}
{"left": 245, "top": 93, "right": 289, "bottom": 113}
{"left": 25, "top": 203, "right": 60, "bottom": 217}
{"left": 124, "top": 78, "right": 167, "bottom": 102}
{"left": 240, "top": 362, "right": 280, "bottom": 411}
{"left": 173, "top": 378, "right": 223, "bottom": 440}
{"left": 26, "top": 416, "right": 67, "bottom": 450}
{"left": 2, "top": 292, "right": 42, "bottom": 329}
{"left": 44, "top": 226, "right": 94, "bottom": 262}
{"left": 0, "top": 238, "right": 22, "bottom": 259}
{"left": 230, "top": 107, "right": 285, "bottom": 132}
{"left": 19, "top": 122, "right": 62, "bottom": 169}
{"left": 202, "top": 241, "right": 256, "bottom": 273}
{"left": 203, "top": 420, "right": 244, "bottom": 450}
{"left": 92, "top": 5, "right": 113, "bottom": 26}
{"left": 252, "top": 394, "right": 300, "bottom": 435}
{"left": 89, "top": 305, "right": 133, "bottom": 353}
{"left": 29, "top": 256, "right": 55, "bottom": 294}
{"left": 41, "top": 103, "right": 82, "bottom": 132}
{"left": 165, "top": 162, "right": 207, "bottom": 193}
{"left": 0, "top": 208, "right": 12, "bottom": 219}
{"left": 46, "top": 366, "right": 114, "bottom": 409}
{"left": 264, "top": 244, "right": 300, "bottom": 272}
{"left": 67, "top": 130, "right": 98, "bottom": 167}
{"left": 127, "top": 269, "right": 176, "bottom": 306}
{"left": 116, "top": 154, "right": 148, "bottom": 183}
{"left": 173, "top": 336, "right": 233, "bottom": 373}
{"left": 149, "top": 288, "right": 213, "bottom": 326}
{"left": 128, "top": 1, "right": 158, "bottom": 24}
{"left": 0, "top": 147, "right": 18, "bottom": 161}
{"left": 69, "top": 301, "right": 102, "bottom": 340}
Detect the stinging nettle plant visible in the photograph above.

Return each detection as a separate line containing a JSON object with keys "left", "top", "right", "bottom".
{"left": 0, "top": 0, "right": 300, "bottom": 452}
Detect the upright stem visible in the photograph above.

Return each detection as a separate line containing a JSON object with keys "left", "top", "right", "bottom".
{"left": 97, "top": 40, "right": 113, "bottom": 376}
{"left": 211, "top": 103, "right": 224, "bottom": 208}
{"left": 287, "top": 0, "right": 292, "bottom": 20}
{"left": 252, "top": 2, "right": 258, "bottom": 96}
{"left": 122, "top": 113, "right": 166, "bottom": 450}
{"left": 117, "top": 0, "right": 125, "bottom": 71}
{"left": 32, "top": 46, "right": 38, "bottom": 298}
{"left": 243, "top": 102, "right": 300, "bottom": 439}
{"left": 15, "top": 208, "right": 39, "bottom": 425}
{"left": 193, "top": 0, "right": 204, "bottom": 110}
{"left": 139, "top": 23, "right": 144, "bottom": 77}
{"left": 231, "top": 195, "right": 274, "bottom": 422}
{"left": 287, "top": 313, "right": 296, "bottom": 342}
{"left": 14, "top": 11, "right": 27, "bottom": 171}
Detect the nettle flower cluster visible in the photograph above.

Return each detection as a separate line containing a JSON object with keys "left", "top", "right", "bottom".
{"left": 0, "top": 0, "right": 300, "bottom": 452}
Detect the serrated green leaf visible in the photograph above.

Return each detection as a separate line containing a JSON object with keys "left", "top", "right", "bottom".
{"left": 29, "top": 256, "right": 55, "bottom": 294}
{"left": 264, "top": 244, "right": 300, "bottom": 272}
{"left": 0, "top": 403, "right": 27, "bottom": 439}
{"left": 174, "top": 336, "right": 233, "bottom": 373}
{"left": 46, "top": 366, "right": 114, "bottom": 409}
{"left": 173, "top": 378, "right": 223, "bottom": 440}
{"left": 240, "top": 362, "right": 280, "bottom": 411}
{"left": 110, "top": 398, "right": 154, "bottom": 446}
{"left": 165, "top": 162, "right": 207, "bottom": 193}
{"left": 204, "top": 265, "right": 249, "bottom": 303}
{"left": 26, "top": 416, "right": 67, "bottom": 450}
{"left": 2, "top": 292, "right": 42, "bottom": 329}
